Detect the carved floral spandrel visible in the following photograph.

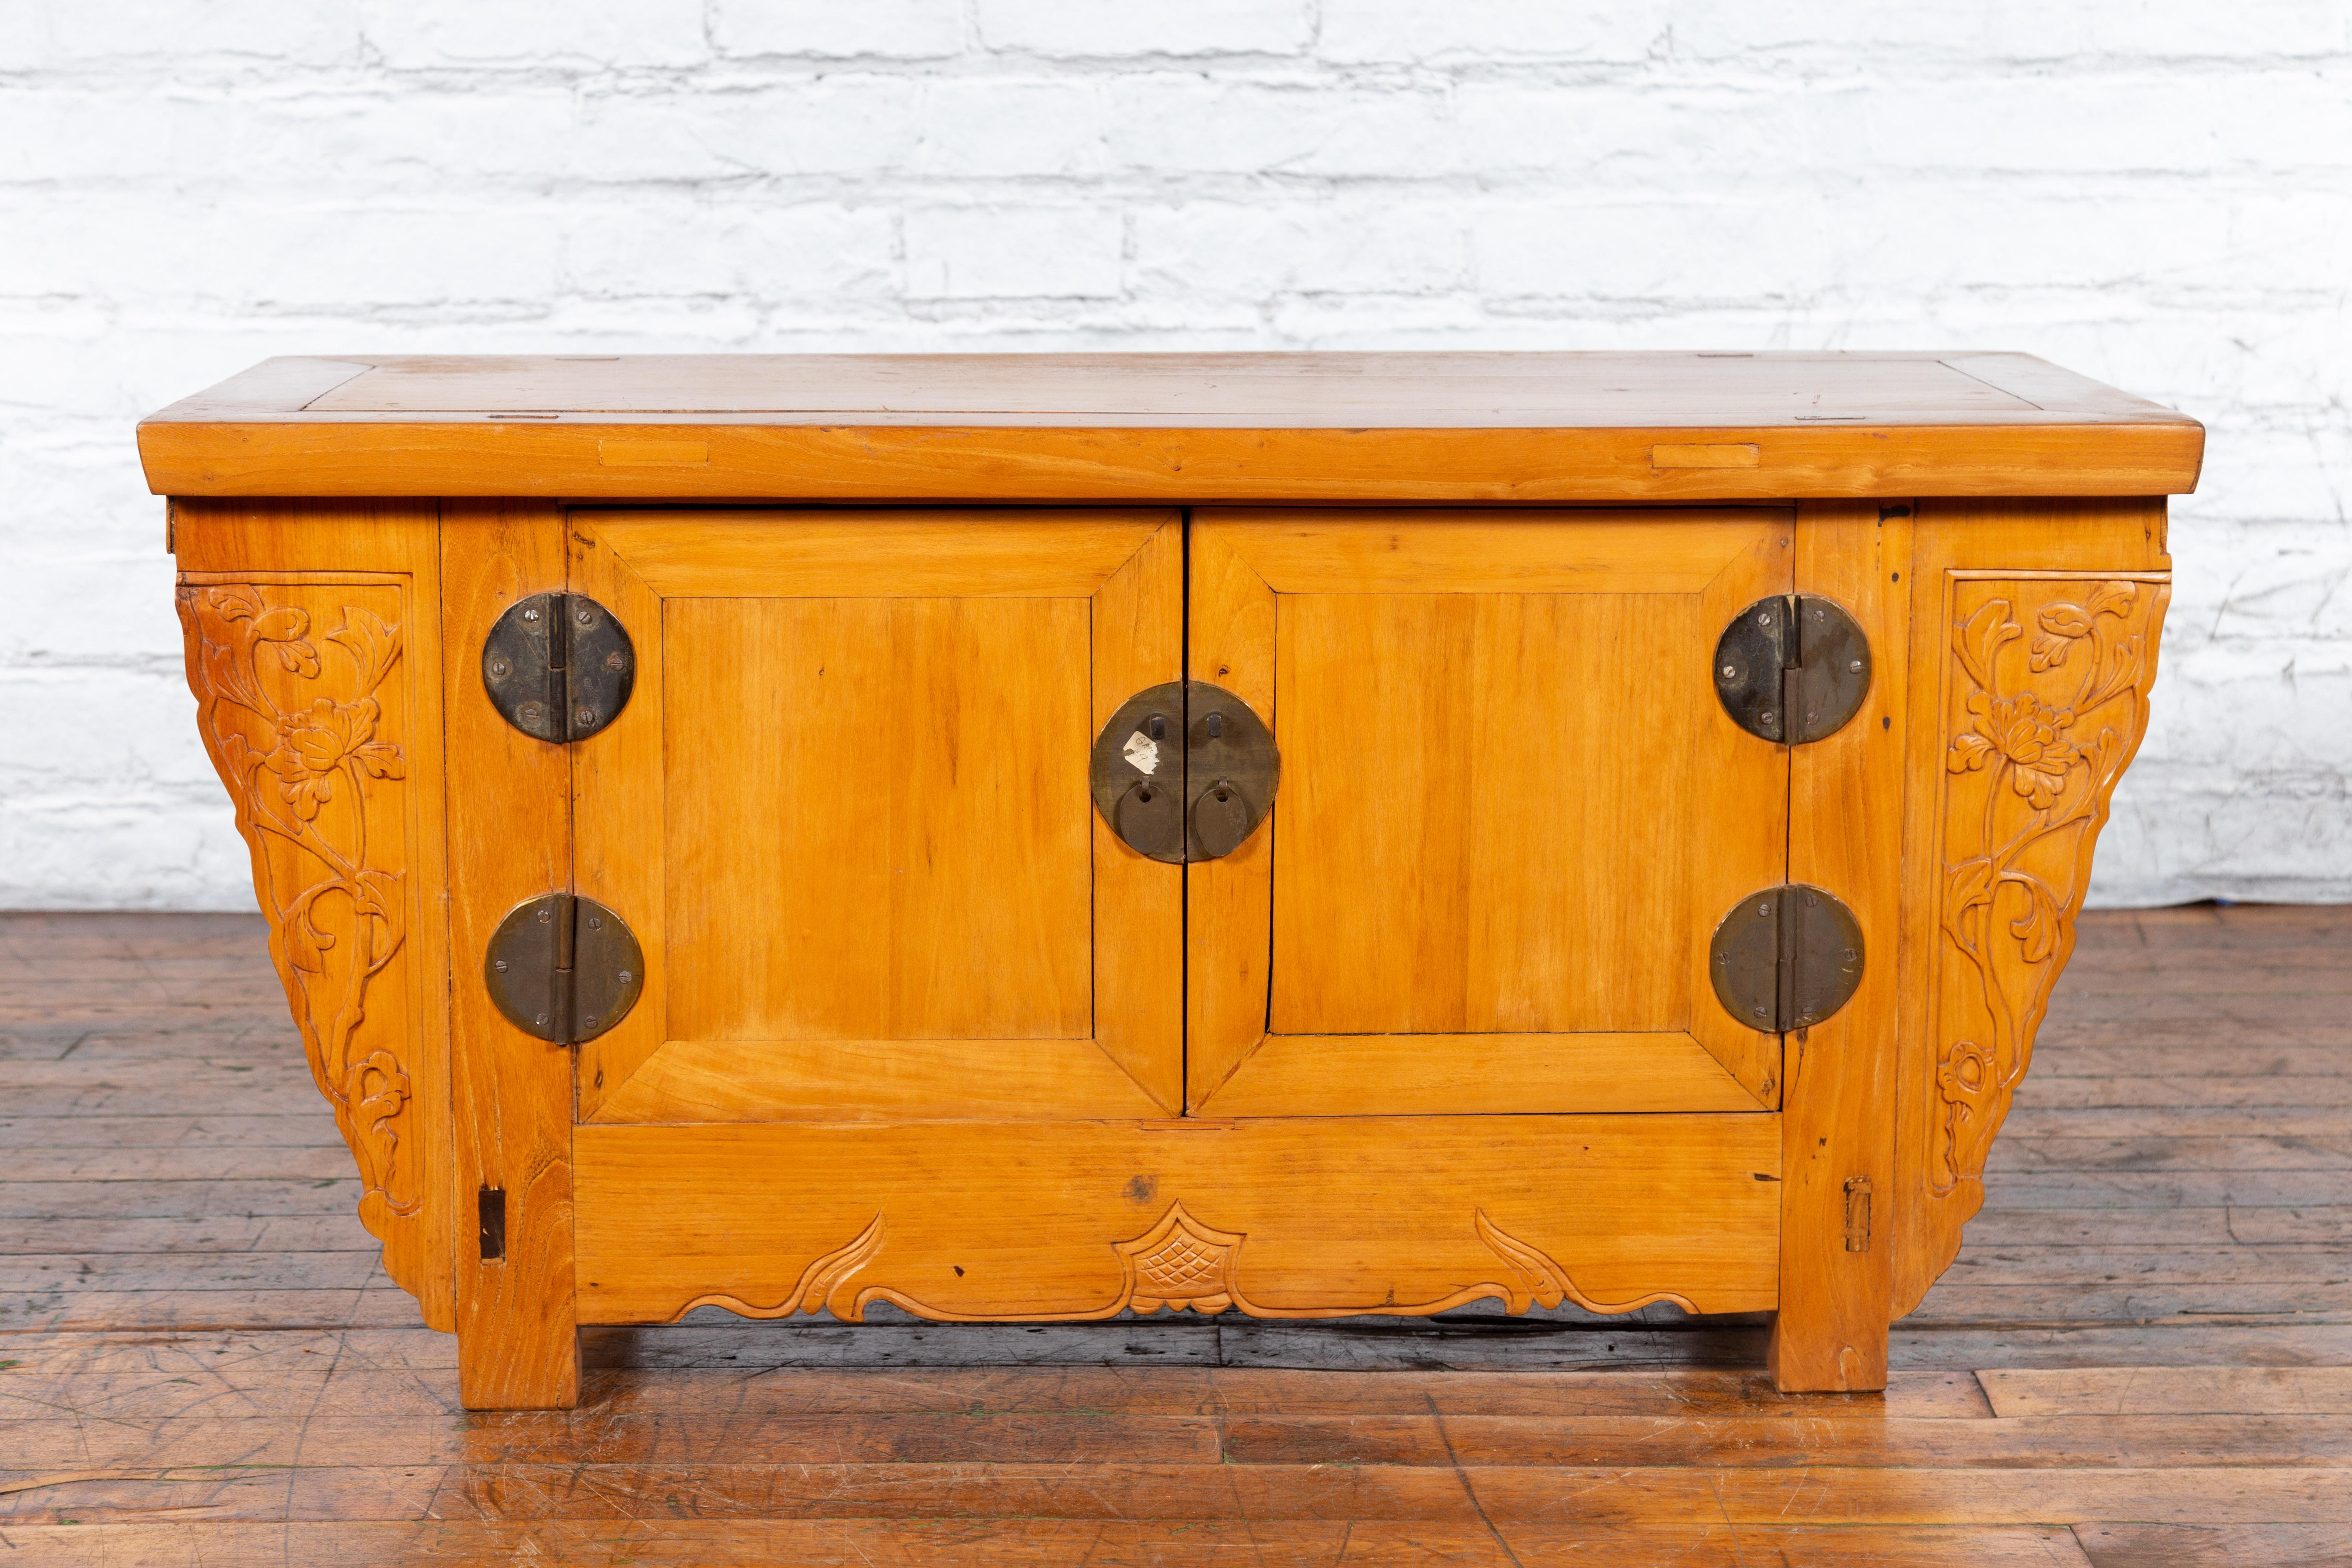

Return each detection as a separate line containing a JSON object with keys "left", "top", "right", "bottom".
{"left": 177, "top": 582, "right": 420, "bottom": 1242}
{"left": 1932, "top": 575, "right": 2167, "bottom": 1219}
{"left": 673, "top": 1200, "right": 1699, "bottom": 1323}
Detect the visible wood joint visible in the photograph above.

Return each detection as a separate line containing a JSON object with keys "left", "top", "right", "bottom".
{"left": 478, "top": 1186, "right": 507, "bottom": 1262}
{"left": 1653, "top": 442, "right": 1761, "bottom": 470}
{"left": 1844, "top": 1175, "right": 1873, "bottom": 1253}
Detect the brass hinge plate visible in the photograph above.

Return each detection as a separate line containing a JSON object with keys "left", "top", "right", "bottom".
{"left": 483, "top": 893, "right": 643, "bottom": 1044}
{"left": 1089, "top": 680, "right": 1280, "bottom": 863}
{"left": 1714, "top": 594, "right": 1871, "bottom": 744}
{"left": 482, "top": 592, "right": 636, "bottom": 743}
{"left": 1709, "top": 884, "right": 1866, "bottom": 1033}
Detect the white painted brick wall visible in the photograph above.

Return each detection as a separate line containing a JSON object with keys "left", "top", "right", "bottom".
{"left": 3, "top": 0, "right": 2348, "bottom": 910}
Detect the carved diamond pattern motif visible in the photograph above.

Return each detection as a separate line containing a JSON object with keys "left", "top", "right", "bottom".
{"left": 1135, "top": 1230, "right": 1228, "bottom": 1296}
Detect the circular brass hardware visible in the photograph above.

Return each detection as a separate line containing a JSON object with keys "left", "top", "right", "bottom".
{"left": 482, "top": 592, "right": 635, "bottom": 743}
{"left": 1708, "top": 883, "right": 1865, "bottom": 1034}
{"left": 1089, "top": 680, "right": 1279, "bottom": 863}
{"left": 1714, "top": 594, "right": 1871, "bottom": 744}
{"left": 484, "top": 893, "right": 644, "bottom": 1044}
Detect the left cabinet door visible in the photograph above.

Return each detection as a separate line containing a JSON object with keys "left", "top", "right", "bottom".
{"left": 568, "top": 508, "right": 1185, "bottom": 1124}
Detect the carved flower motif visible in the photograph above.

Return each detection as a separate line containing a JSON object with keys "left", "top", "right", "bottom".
{"left": 1939, "top": 1036, "right": 1996, "bottom": 1100}
{"left": 264, "top": 697, "right": 404, "bottom": 819}
{"left": 1948, "top": 691, "right": 2079, "bottom": 809}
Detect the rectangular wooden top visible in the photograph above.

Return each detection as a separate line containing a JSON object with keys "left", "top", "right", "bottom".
{"left": 138, "top": 352, "right": 2203, "bottom": 502}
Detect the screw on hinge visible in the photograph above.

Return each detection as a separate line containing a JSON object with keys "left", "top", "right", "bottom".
{"left": 1844, "top": 1176, "right": 1873, "bottom": 1253}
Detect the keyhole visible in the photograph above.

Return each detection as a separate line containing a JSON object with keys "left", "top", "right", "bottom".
{"left": 1207, "top": 713, "right": 1223, "bottom": 738}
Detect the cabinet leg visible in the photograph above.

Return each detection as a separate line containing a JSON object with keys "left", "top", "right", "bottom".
{"left": 456, "top": 1176, "right": 581, "bottom": 1409}
{"left": 1769, "top": 1058, "right": 1892, "bottom": 1392}
{"left": 1768, "top": 1284, "right": 1888, "bottom": 1393}
{"left": 445, "top": 502, "right": 582, "bottom": 1413}
{"left": 1769, "top": 1027, "right": 1893, "bottom": 1393}
{"left": 1771, "top": 501, "right": 1906, "bottom": 1396}
{"left": 457, "top": 1309, "right": 580, "bottom": 1410}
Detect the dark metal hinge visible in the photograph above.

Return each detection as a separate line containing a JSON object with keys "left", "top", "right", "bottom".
{"left": 482, "top": 592, "right": 636, "bottom": 742}
{"left": 1714, "top": 594, "right": 1871, "bottom": 744}
{"left": 1090, "top": 680, "right": 1280, "bottom": 863}
{"left": 483, "top": 893, "right": 645, "bottom": 1044}
{"left": 1708, "top": 884, "right": 1866, "bottom": 1033}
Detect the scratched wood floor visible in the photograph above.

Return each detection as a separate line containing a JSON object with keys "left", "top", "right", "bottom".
{"left": 3, "top": 907, "right": 2349, "bottom": 1566}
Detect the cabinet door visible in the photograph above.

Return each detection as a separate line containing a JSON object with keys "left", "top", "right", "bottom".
{"left": 1188, "top": 508, "right": 1792, "bottom": 1115}
{"left": 572, "top": 509, "right": 1182, "bottom": 1124}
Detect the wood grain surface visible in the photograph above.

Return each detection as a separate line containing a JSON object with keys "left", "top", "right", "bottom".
{"left": 167, "top": 499, "right": 457, "bottom": 1335}
{"left": 569, "top": 1115, "right": 1781, "bottom": 1325}
{"left": 134, "top": 352, "right": 2206, "bottom": 501}
{"left": 5, "top": 904, "right": 2348, "bottom": 1564}
{"left": 1771, "top": 499, "right": 1914, "bottom": 1391}
{"left": 572, "top": 509, "right": 1182, "bottom": 1124}
{"left": 439, "top": 500, "right": 581, "bottom": 1409}
{"left": 1190, "top": 508, "right": 1790, "bottom": 1114}
{"left": 1889, "top": 500, "right": 2174, "bottom": 1321}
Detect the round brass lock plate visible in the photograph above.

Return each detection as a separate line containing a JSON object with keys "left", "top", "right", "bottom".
{"left": 1089, "top": 680, "right": 1279, "bottom": 863}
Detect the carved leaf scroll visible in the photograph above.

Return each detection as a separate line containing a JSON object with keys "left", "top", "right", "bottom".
{"left": 1924, "top": 574, "right": 2167, "bottom": 1264}
{"left": 177, "top": 583, "right": 423, "bottom": 1262}
{"left": 677, "top": 1201, "right": 1697, "bottom": 1325}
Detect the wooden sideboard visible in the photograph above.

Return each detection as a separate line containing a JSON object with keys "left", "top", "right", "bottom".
{"left": 141, "top": 352, "right": 2201, "bottom": 1408}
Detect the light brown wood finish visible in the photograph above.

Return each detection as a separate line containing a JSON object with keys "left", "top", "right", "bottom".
{"left": 168, "top": 499, "right": 456, "bottom": 1335}
{"left": 1888, "top": 500, "right": 2172, "bottom": 1320}
{"left": 12, "top": 903, "right": 2352, "bottom": 1565}
{"left": 570, "top": 1115, "right": 1780, "bottom": 1326}
{"left": 666, "top": 596, "right": 1091, "bottom": 1040}
{"left": 575, "top": 509, "right": 1181, "bottom": 1124}
{"left": 1199, "top": 1032, "right": 1762, "bottom": 1116}
{"left": 1770, "top": 499, "right": 1915, "bottom": 1391}
{"left": 440, "top": 500, "right": 580, "bottom": 1409}
{"left": 139, "top": 354, "right": 2194, "bottom": 1410}
{"left": 291, "top": 351, "right": 2153, "bottom": 416}
{"left": 1086, "top": 517, "right": 1188, "bottom": 1112}
{"left": 564, "top": 518, "right": 667, "bottom": 1119}
{"left": 576, "top": 508, "right": 1167, "bottom": 597}
{"left": 136, "top": 352, "right": 2205, "bottom": 501}
{"left": 1190, "top": 508, "right": 1791, "bottom": 1114}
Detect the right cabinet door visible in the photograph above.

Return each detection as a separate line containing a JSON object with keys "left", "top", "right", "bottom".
{"left": 1188, "top": 507, "right": 1795, "bottom": 1116}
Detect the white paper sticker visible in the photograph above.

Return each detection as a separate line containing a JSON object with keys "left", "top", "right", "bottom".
{"left": 1122, "top": 730, "right": 1161, "bottom": 775}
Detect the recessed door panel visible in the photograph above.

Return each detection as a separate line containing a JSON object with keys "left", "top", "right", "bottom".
{"left": 1272, "top": 591, "right": 1700, "bottom": 1035}
{"left": 1189, "top": 508, "right": 1793, "bottom": 1116}
{"left": 664, "top": 597, "right": 1091, "bottom": 1044}
{"left": 572, "top": 508, "right": 1184, "bottom": 1124}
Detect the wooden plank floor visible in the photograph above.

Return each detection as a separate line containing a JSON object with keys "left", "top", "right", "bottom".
{"left": 3, "top": 906, "right": 2349, "bottom": 1566}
